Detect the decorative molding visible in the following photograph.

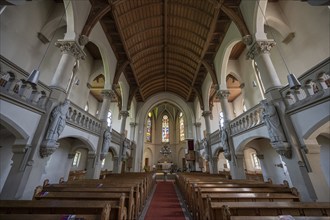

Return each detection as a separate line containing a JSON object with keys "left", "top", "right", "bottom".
{"left": 101, "top": 89, "right": 114, "bottom": 98}
{"left": 216, "top": 90, "right": 230, "bottom": 99}
{"left": 120, "top": 110, "right": 129, "bottom": 118}
{"left": 246, "top": 40, "right": 276, "bottom": 60}
{"left": 55, "top": 40, "right": 86, "bottom": 60}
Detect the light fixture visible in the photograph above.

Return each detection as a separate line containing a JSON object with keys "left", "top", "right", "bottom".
{"left": 257, "top": 1, "right": 302, "bottom": 91}
{"left": 26, "top": 69, "right": 40, "bottom": 87}
{"left": 26, "top": 1, "right": 70, "bottom": 88}
{"left": 287, "top": 73, "right": 301, "bottom": 90}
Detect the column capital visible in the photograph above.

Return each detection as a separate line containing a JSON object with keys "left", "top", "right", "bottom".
{"left": 55, "top": 39, "right": 86, "bottom": 60}
{"left": 216, "top": 90, "right": 230, "bottom": 99}
{"left": 194, "top": 122, "right": 201, "bottom": 127}
{"left": 202, "top": 111, "right": 212, "bottom": 117}
{"left": 101, "top": 89, "right": 114, "bottom": 98}
{"left": 246, "top": 39, "right": 276, "bottom": 60}
{"left": 130, "top": 122, "right": 137, "bottom": 127}
{"left": 120, "top": 110, "right": 129, "bottom": 118}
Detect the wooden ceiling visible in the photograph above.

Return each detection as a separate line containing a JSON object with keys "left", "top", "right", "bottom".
{"left": 83, "top": 0, "right": 247, "bottom": 104}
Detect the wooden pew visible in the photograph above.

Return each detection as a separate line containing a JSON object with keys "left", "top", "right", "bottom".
{"left": 206, "top": 201, "right": 330, "bottom": 220}
{"left": 34, "top": 192, "right": 127, "bottom": 220}
{"left": 0, "top": 200, "right": 111, "bottom": 220}
{"left": 36, "top": 185, "right": 137, "bottom": 220}
{"left": 194, "top": 185, "right": 297, "bottom": 220}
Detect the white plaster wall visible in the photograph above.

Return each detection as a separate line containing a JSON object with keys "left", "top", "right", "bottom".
{"left": 0, "top": 100, "right": 41, "bottom": 145}
{"left": 217, "top": 152, "right": 229, "bottom": 172}
{"left": 59, "top": 126, "right": 99, "bottom": 152}
{"left": 89, "top": 22, "right": 118, "bottom": 88}
{"left": 210, "top": 102, "right": 222, "bottom": 133}
{"left": 214, "top": 23, "right": 241, "bottom": 88}
{"left": 0, "top": 1, "right": 56, "bottom": 73}
{"left": 109, "top": 102, "right": 121, "bottom": 132}
{"left": 102, "top": 152, "right": 114, "bottom": 171}
{"left": 237, "top": 55, "right": 264, "bottom": 108}
{"left": 68, "top": 50, "right": 94, "bottom": 109}
{"left": 87, "top": 93, "right": 99, "bottom": 116}
{"left": 274, "top": 2, "right": 330, "bottom": 77}
{"left": 290, "top": 101, "right": 330, "bottom": 139}
{"left": 41, "top": 139, "right": 71, "bottom": 184}
{"left": 0, "top": 135, "right": 15, "bottom": 192}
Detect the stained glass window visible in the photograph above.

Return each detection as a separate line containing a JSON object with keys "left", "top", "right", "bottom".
{"left": 146, "top": 112, "right": 152, "bottom": 142}
{"left": 179, "top": 112, "right": 185, "bottom": 141}
{"left": 162, "top": 115, "right": 169, "bottom": 142}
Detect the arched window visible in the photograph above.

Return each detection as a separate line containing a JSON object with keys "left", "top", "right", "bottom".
{"left": 162, "top": 115, "right": 169, "bottom": 142}
{"left": 251, "top": 153, "right": 261, "bottom": 170}
{"left": 107, "top": 111, "right": 112, "bottom": 127}
{"left": 72, "top": 151, "right": 81, "bottom": 167}
{"left": 146, "top": 112, "right": 152, "bottom": 142}
{"left": 253, "top": 61, "right": 266, "bottom": 99}
{"left": 179, "top": 112, "right": 185, "bottom": 141}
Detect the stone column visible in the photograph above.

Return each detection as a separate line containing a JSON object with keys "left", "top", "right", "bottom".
{"left": 194, "top": 122, "right": 201, "bottom": 141}
{"left": 212, "top": 156, "right": 219, "bottom": 174}
{"left": 85, "top": 152, "right": 97, "bottom": 179}
{"left": 50, "top": 40, "right": 86, "bottom": 100}
{"left": 246, "top": 39, "right": 282, "bottom": 94}
{"left": 129, "top": 122, "right": 137, "bottom": 172}
{"left": 217, "top": 90, "right": 233, "bottom": 123}
{"left": 230, "top": 154, "right": 246, "bottom": 179}
{"left": 0, "top": 144, "right": 33, "bottom": 199}
{"left": 88, "top": 90, "right": 113, "bottom": 179}
{"left": 120, "top": 110, "right": 129, "bottom": 135}
{"left": 202, "top": 111, "right": 213, "bottom": 173}
{"left": 113, "top": 157, "right": 119, "bottom": 173}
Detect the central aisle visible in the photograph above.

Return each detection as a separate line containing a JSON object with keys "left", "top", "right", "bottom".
{"left": 144, "top": 181, "right": 186, "bottom": 220}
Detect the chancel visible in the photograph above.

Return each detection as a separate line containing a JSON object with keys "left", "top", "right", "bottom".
{"left": 0, "top": 0, "right": 329, "bottom": 220}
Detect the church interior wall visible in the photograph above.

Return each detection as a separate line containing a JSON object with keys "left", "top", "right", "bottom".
{"left": 102, "top": 150, "right": 114, "bottom": 172}
{"left": 276, "top": 1, "right": 329, "bottom": 75}
{"left": 0, "top": 1, "right": 55, "bottom": 73}
{"left": 0, "top": 134, "right": 15, "bottom": 192}
{"left": 89, "top": 22, "right": 118, "bottom": 87}
{"left": 67, "top": 50, "right": 94, "bottom": 109}
{"left": 0, "top": 100, "right": 41, "bottom": 141}
{"left": 237, "top": 53, "right": 264, "bottom": 108}
{"left": 317, "top": 135, "right": 330, "bottom": 186}
{"left": 87, "top": 93, "right": 99, "bottom": 115}
{"left": 109, "top": 102, "right": 121, "bottom": 132}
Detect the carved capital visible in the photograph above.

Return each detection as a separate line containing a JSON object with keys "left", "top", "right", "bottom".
{"left": 272, "top": 142, "right": 292, "bottom": 159}
{"left": 55, "top": 40, "right": 86, "bottom": 60}
{"left": 216, "top": 90, "right": 230, "bottom": 99}
{"left": 247, "top": 40, "right": 276, "bottom": 59}
{"left": 101, "top": 89, "right": 114, "bottom": 98}
{"left": 130, "top": 122, "right": 137, "bottom": 127}
{"left": 202, "top": 111, "right": 212, "bottom": 117}
{"left": 120, "top": 110, "right": 129, "bottom": 118}
{"left": 194, "top": 122, "right": 201, "bottom": 127}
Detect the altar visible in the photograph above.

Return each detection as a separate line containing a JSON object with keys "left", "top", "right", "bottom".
{"left": 157, "top": 162, "right": 173, "bottom": 171}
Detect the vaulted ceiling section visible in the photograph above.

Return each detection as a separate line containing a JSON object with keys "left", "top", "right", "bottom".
{"left": 82, "top": 0, "right": 248, "bottom": 103}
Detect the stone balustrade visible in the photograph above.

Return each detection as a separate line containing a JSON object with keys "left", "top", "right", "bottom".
{"left": 66, "top": 102, "right": 101, "bottom": 134}
{"left": 209, "top": 129, "right": 220, "bottom": 145}
{"left": 229, "top": 103, "right": 264, "bottom": 136}
{"left": 281, "top": 58, "right": 330, "bottom": 111}
{"left": 0, "top": 71, "right": 49, "bottom": 110}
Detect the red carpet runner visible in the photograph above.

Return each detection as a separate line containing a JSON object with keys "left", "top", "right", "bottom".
{"left": 145, "top": 181, "right": 186, "bottom": 220}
